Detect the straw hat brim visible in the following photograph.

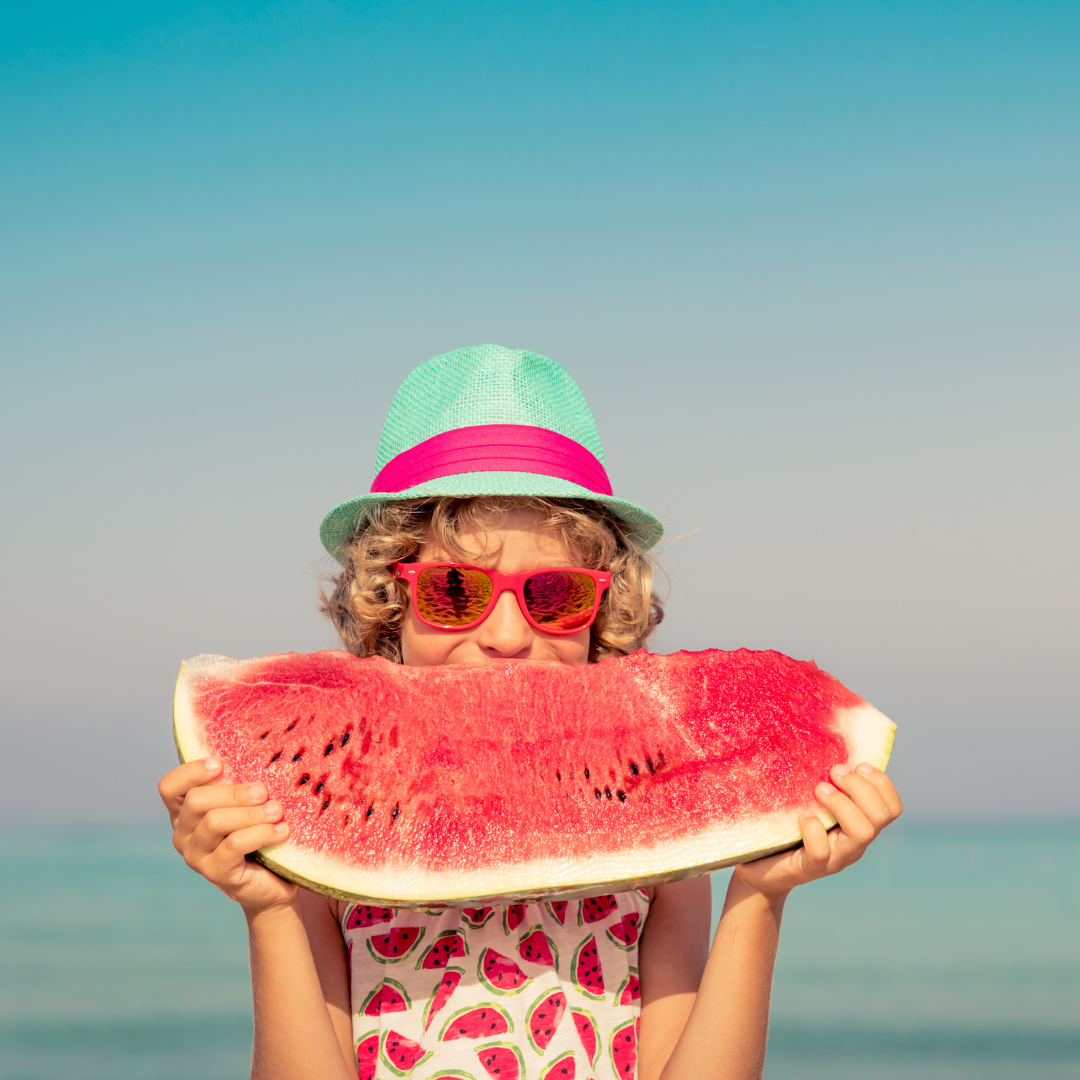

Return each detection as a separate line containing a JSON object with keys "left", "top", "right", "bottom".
{"left": 320, "top": 471, "right": 663, "bottom": 563}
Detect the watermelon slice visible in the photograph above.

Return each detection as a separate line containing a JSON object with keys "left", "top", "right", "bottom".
{"left": 517, "top": 926, "right": 559, "bottom": 971}
{"left": 539, "top": 1050, "right": 577, "bottom": 1079}
{"left": 359, "top": 976, "right": 411, "bottom": 1016}
{"left": 580, "top": 894, "right": 617, "bottom": 923}
{"left": 366, "top": 925, "right": 425, "bottom": 964}
{"left": 503, "top": 903, "right": 528, "bottom": 935}
{"left": 609, "top": 1018, "right": 637, "bottom": 1078}
{"left": 476, "top": 1041, "right": 525, "bottom": 1080}
{"left": 478, "top": 947, "right": 532, "bottom": 995}
{"left": 441, "top": 1003, "right": 514, "bottom": 1041}
{"left": 605, "top": 913, "right": 640, "bottom": 951}
{"left": 173, "top": 648, "right": 895, "bottom": 906}
{"left": 355, "top": 1030, "right": 379, "bottom": 1080}
{"left": 525, "top": 988, "right": 567, "bottom": 1052}
{"left": 423, "top": 967, "right": 464, "bottom": 1031}
{"left": 571, "top": 934, "right": 605, "bottom": 1000}
{"left": 570, "top": 1007, "right": 600, "bottom": 1067}
{"left": 380, "top": 1029, "right": 431, "bottom": 1077}
{"left": 616, "top": 967, "right": 640, "bottom": 1005}
{"left": 416, "top": 929, "right": 469, "bottom": 970}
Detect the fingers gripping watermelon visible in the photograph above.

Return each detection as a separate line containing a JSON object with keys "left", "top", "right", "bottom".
{"left": 173, "top": 648, "right": 895, "bottom": 906}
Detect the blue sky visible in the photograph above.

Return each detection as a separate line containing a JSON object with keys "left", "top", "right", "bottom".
{"left": 1, "top": 1, "right": 1077, "bottom": 820}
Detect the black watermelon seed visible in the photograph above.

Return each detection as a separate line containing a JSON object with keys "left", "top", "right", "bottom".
{"left": 314, "top": 781, "right": 324, "bottom": 793}
{"left": 341, "top": 733, "right": 350, "bottom": 746}
{"left": 594, "top": 788, "right": 602, "bottom": 799}
{"left": 584, "top": 768, "right": 590, "bottom": 779}
{"left": 391, "top": 806, "right": 399, "bottom": 820}
{"left": 556, "top": 771, "right": 561, "bottom": 782}
{"left": 366, "top": 805, "right": 374, "bottom": 818}
{"left": 646, "top": 757, "right": 655, "bottom": 774}
{"left": 320, "top": 798, "right": 331, "bottom": 812}
{"left": 298, "top": 774, "right": 310, "bottom": 786}
{"left": 617, "top": 790, "right": 627, "bottom": 801}
{"left": 324, "top": 742, "right": 334, "bottom": 756}
{"left": 286, "top": 719, "right": 298, "bottom": 732}
{"left": 292, "top": 751, "right": 304, "bottom": 762}
{"left": 269, "top": 751, "right": 281, "bottom": 763}
{"left": 258, "top": 730, "right": 269, "bottom": 740}
{"left": 604, "top": 787, "right": 613, "bottom": 800}
{"left": 630, "top": 761, "right": 639, "bottom": 775}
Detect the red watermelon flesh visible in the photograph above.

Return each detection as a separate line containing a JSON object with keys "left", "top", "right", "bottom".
{"left": 617, "top": 969, "right": 641, "bottom": 1005}
{"left": 571, "top": 1008, "right": 599, "bottom": 1067}
{"left": 609, "top": 1019, "right": 637, "bottom": 1078}
{"left": 355, "top": 1031, "right": 378, "bottom": 1080}
{"left": 571, "top": 935, "right": 604, "bottom": 999}
{"left": 605, "top": 913, "right": 640, "bottom": 950}
{"left": 346, "top": 904, "right": 394, "bottom": 928}
{"left": 381, "top": 1029, "right": 431, "bottom": 1077}
{"left": 441, "top": 1004, "right": 513, "bottom": 1041}
{"left": 479, "top": 948, "right": 532, "bottom": 994}
{"left": 517, "top": 927, "right": 558, "bottom": 970}
{"left": 477, "top": 1042, "right": 524, "bottom": 1080}
{"left": 172, "top": 648, "right": 895, "bottom": 906}
{"left": 526, "top": 989, "right": 567, "bottom": 1052}
{"left": 581, "top": 894, "right": 617, "bottom": 923}
{"left": 360, "top": 977, "right": 411, "bottom": 1016}
{"left": 416, "top": 929, "right": 468, "bottom": 970}
{"left": 540, "top": 1050, "right": 576, "bottom": 1079}
{"left": 423, "top": 967, "right": 463, "bottom": 1031}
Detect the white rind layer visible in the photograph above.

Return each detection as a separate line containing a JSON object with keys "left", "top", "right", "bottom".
{"left": 172, "top": 656, "right": 897, "bottom": 907}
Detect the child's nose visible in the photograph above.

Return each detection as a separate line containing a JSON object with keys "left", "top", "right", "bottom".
{"left": 475, "top": 589, "right": 533, "bottom": 656}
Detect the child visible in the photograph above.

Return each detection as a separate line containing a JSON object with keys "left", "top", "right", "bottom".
{"left": 159, "top": 345, "right": 902, "bottom": 1080}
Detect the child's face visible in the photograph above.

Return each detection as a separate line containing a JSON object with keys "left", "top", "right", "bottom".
{"left": 400, "top": 507, "right": 593, "bottom": 667}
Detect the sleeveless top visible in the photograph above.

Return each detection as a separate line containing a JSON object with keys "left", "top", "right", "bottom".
{"left": 340, "top": 890, "right": 650, "bottom": 1080}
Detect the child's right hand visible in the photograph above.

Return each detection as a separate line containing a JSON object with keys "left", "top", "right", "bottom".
{"left": 158, "top": 757, "right": 296, "bottom": 915}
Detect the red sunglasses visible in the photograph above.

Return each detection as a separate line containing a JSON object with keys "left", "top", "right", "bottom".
{"left": 394, "top": 562, "right": 611, "bottom": 635}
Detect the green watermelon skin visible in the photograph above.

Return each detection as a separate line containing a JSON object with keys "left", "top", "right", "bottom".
{"left": 174, "top": 648, "right": 896, "bottom": 906}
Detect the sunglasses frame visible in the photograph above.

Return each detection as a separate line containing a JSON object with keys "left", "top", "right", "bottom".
{"left": 394, "top": 561, "right": 612, "bottom": 635}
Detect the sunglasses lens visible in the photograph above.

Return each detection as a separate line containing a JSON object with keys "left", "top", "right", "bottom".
{"left": 523, "top": 571, "right": 597, "bottom": 631}
{"left": 414, "top": 566, "right": 493, "bottom": 627}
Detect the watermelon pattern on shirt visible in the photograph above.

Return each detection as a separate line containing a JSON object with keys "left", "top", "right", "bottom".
{"left": 340, "top": 890, "right": 648, "bottom": 1080}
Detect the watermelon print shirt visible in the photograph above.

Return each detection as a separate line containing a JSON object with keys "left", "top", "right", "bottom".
{"left": 340, "top": 890, "right": 649, "bottom": 1080}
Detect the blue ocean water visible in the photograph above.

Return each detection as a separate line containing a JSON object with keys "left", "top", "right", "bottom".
{"left": 0, "top": 823, "right": 1076, "bottom": 1080}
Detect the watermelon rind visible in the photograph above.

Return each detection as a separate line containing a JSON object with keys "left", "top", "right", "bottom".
{"left": 173, "top": 652, "right": 896, "bottom": 908}
{"left": 423, "top": 1072, "right": 479, "bottom": 1080}
{"left": 422, "top": 967, "right": 464, "bottom": 1032}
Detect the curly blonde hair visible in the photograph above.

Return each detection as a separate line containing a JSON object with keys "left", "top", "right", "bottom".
{"left": 320, "top": 496, "right": 663, "bottom": 664}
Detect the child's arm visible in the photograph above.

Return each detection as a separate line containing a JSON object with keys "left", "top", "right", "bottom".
{"left": 159, "top": 757, "right": 357, "bottom": 1079}
{"left": 638, "top": 762, "right": 902, "bottom": 1080}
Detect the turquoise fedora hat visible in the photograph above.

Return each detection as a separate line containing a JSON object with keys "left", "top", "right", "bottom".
{"left": 320, "top": 344, "right": 663, "bottom": 561}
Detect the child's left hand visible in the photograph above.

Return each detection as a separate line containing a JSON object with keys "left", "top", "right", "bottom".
{"left": 733, "top": 762, "right": 902, "bottom": 899}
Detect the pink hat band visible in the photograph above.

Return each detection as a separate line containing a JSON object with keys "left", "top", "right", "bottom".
{"left": 370, "top": 423, "right": 613, "bottom": 496}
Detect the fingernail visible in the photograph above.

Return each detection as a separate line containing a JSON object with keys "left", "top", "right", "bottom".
{"left": 857, "top": 762, "right": 874, "bottom": 775}
{"left": 206, "top": 757, "right": 221, "bottom": 772}
{"left": 817, "top": 782, "right": 835, "bottom": 796}
{"left": 274, "top": 822, "right": 287, "bottom": 834}
{"left": 833, "top": 764, "right": 851, "bottom": 777}
{"left": 800, "top": 812, "right": 817, "bottom": 822}
{"left": 248, "top": 784, "right": 265, "bottom": 800}
{"left": 264, "top": 801, "right": 281, "bottom": 818}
